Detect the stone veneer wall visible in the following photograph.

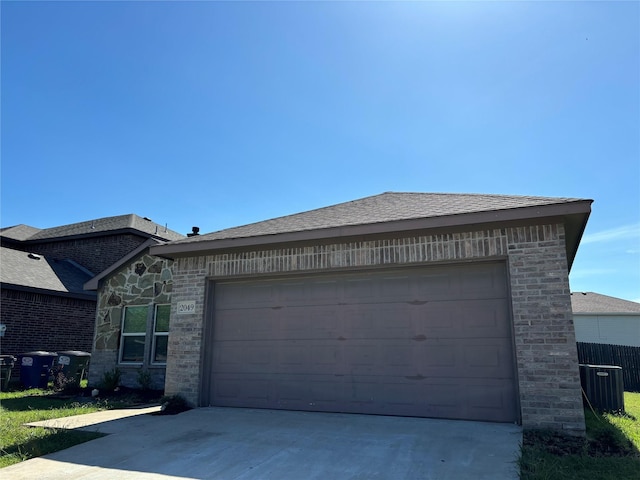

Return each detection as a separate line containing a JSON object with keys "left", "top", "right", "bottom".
{"left": 88, "top": 253, "right": 173, "bottom": 390}
{"left": 165, "top": 224, "right": 585, "bottom": 434}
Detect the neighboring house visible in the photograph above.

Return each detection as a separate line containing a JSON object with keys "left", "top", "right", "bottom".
{"left": 1, "top": 214, "right": 184, "bottom": 275}
{"left": 84, "top": 239, "right": 174, "bottom": 390}
{"left": 571, "top": 292, "right": 640, "bottom": 347}
{"left": 0, "top": 247, "right": 96, "bottom": 356}
{"left": 145, "top": 192, "right": 592, "bottom": 434}
{"left": 0, "top": 215, "right": 184, "bottom": 362}
{"left": 571, "top": 292, "right": 640, "bottom": 391}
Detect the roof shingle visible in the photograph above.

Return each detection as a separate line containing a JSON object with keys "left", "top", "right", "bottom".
{"left": 571, "top": 292, "right": 640, "bottom": 314}
{"left": 0, "top": 224, "right": 42, "bottom": 241}
{"left": 1, "top": 214, "right": 184, "bottom": 242}
{"left": 172, "top": 192, "right": 587, "bottom": 244}
{"left": 0, "top": 247, "right": 95, "bottom": 298}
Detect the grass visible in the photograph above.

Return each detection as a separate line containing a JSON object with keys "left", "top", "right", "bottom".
{"left": 520, "top": 391, "right": 640, "bottom": 480}
{"left": 0, "top": 384, "right": 162, "bottom": 469}
{"left": 0, "top": 388, "right": 109, "bottom": 468}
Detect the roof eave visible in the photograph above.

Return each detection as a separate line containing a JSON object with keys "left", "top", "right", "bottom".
{"left": 1, "top": 283, "right": 97, "bottom": 301}
{"left": 151, "top": 200, "right": 593, "bottom": 259}
{"left": 24, "top": 227, "right": 182, "bottom": 245}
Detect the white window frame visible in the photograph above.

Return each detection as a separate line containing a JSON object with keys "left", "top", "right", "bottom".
{"left": 119, "top": 305, "right": 149, "bottom": 365}
{"left": 151, "top": 304, "right": 170, "bottom": 365}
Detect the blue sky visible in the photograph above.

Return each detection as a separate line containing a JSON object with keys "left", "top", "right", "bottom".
{"left": 1, "top": 1, "right": 639, "bottom": 301}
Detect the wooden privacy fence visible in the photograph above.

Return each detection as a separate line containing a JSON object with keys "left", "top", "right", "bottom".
{"left": 577, "top": 342, "right": 640, "bottom": 392}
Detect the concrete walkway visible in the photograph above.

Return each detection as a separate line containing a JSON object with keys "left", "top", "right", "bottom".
{"left": 5, "top": 407, "right": 522, "bottom": 479}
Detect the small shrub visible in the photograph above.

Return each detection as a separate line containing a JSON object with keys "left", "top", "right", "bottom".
{"left": 99, "top": 368, "right": 121, "bottom": 391}
{"left": 158, "top": 394, "right": 191, "bottom": 415}
{"left": 137, "top": 369, "right": 153, "bottom": 391}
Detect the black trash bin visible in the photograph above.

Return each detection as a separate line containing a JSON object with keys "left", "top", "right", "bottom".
{"left": 0, "top": 355, "right": 16, "bottom": 391}
{"left": 54, "top": 351, "right": 91, "bottom": 386}
{"left": 18, "top": 351, "right": 58, "bottom": 389}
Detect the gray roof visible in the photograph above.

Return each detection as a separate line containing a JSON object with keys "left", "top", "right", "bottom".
{"left": 0, "top": 247, "right": 95, "bottom": 299}
{"left": 0, "top": 224, "right": 42, "bottom": 241}
{"left": 1, "top": 214, "right": 184, "bottom": 243}
{"left": 151, "top": 192, "right": 592, "bottom": 267}
{"left": 571, "top": 292, "right": 640, "bottom": 314}
{"left": 171, "top": 192, "right": 588, "bottom": 244}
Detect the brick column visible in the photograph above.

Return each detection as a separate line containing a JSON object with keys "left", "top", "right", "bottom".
{"left": 508, "top": 224, "right": 585, "bottom": 434}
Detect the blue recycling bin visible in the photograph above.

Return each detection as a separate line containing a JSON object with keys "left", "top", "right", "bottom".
{"left": 19, "top": 351, "right": 58, "bottom": 388}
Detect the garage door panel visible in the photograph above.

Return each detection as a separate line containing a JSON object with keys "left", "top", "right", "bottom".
{"left": 368, "top": 274, "right": 414, "bottom": 301}
{"left": 413, "top": 272, "right": 456, "bottom": 300}
{"left": 216, "top": 338, "right": 515, "bottom": 377}
{"left": 282, "top": 306, "right": 341, "bottom": 338}
{"left": 459, "top": 265, "right": 508, "bottom": 298}
{"left": 213, "top": 374, "right": 515, "bottom": 421}
{"left": 215, "top": 282, "right": 274, "bottom": 309}
{"left": 412, "top": 301, "right": 510, "bottom": 339}
{"left": 214, "top": 308, "right": 277, "bottom": 340}
{"left": 462, "top": 380, "right": 518, "bottom": 422}
{"left": 455, "top": 300, "right": 511, "bottom": 335}
{"left": 209, "top": 263, "right": 517, "bottom": 422}
{"left": 343, "top": 305, "right": 413, "bottom": 339}
{"left": 213, "top": 376, "right": 273, "bottom": 405}
{"left": 214, "top": 343, "right": 273, "bottom": 373}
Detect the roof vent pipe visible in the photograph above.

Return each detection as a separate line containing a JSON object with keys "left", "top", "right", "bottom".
{"left": 187, "top": 226, "right": 200, "bottom": 237}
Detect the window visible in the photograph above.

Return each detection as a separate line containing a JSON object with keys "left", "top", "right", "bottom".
{"left": 119, "top": 303, "right": 171, "bottom": 365}
{"left": 152, "top": 304, "right": 170, "bottom": 364}
{"left": 120, "top": 306, "right": 148, "bottom": 363}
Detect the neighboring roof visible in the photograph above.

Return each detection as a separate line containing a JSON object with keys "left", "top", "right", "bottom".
{"left": 571, "top": 292, "right": 640, "bottom": 315}
{"left": 151, "top": 192, "right": 592, "bottom": 266}
{"left": 0, "top": 247, "right": 95, "bottom": 300}
{"left": 84, "top": 238, "right": 161, "bottom": 291}
{"left": 0, "top": 224, "right": 42, "bottom": 242}
{"left": 0, "top": 214, "right": 185, "bottom": 243}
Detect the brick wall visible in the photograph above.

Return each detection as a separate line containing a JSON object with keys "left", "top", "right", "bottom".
{"left": 507, "top": 226, "right": 584, "bottom": 434}
{"left": 165, "top": 224, "right": 585, "bottom": 434}
{"left": 0, "top": 288, "right": 96, "bottom": 379}
{"left": 164, "top": 262, "right": 207, "bottom": 402}
{"left": 28, "top": 234, "right": 147, "bottom": 274}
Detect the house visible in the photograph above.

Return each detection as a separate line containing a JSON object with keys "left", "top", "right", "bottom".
{"left": 571, "top": 292, "right": 640, "bottom": 347}
{"left": 571, "top": 292, "right": 640, "bottom": 392}
{"left": 0, "top": 246, "right": 96, "bottom": 357}
{"left": 145, "top": 192, "right": 592, "bottom": 434}
{"left": 0, "top": 215, "right": 184, "bottom": 362}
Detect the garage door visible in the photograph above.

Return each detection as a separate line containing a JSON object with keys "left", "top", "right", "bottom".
{"left": 207, "top": 262, "right": 518, "bottom": 422}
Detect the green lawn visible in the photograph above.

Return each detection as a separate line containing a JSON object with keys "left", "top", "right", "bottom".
{"left": 0, "top": 388, "right": 116, "bottom": 468}
{"left": 520, "top": 392, "right": 640, "bottom": 480}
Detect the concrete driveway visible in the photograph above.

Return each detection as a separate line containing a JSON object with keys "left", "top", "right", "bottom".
{"left": 4, "top": 407, "right": 522, "bottom": 479}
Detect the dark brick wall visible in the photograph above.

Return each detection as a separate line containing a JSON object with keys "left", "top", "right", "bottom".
{"left": 0, "top": 288, "right": 95, "bottom": 358}
{"left": 27, "top": 234, "right": 146, "bottom": 274}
